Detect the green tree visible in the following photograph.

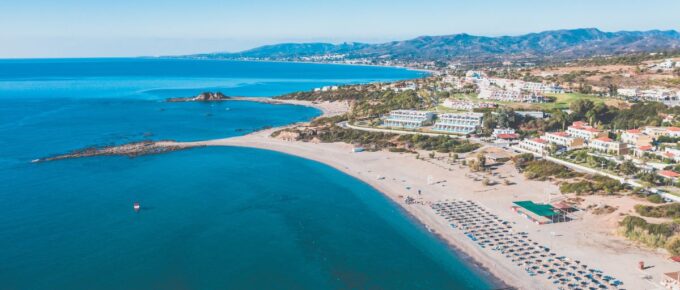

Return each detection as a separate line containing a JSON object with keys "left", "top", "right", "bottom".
{"left": 608, "top": 83, "right": 618, "bottom": 97}
{"left": 481, "top": 112, "right": 497, "bottom": 135}
{"left": 551, "top": 109, "right": 570, "bottom": 130}
{"left": 495, "top": 107, "right": 516, "bottom": 128}
{"left": 618, "top": 160, "right": 639, "bottom": 176}
{"left": 570, "top": 99, "right": 595, "bottom": 120}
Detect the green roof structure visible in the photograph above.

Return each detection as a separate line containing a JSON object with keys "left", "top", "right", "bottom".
{"left": 513, "top": 201, "right": 559, "bottom": 217}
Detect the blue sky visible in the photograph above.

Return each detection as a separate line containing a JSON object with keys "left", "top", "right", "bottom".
{"left": 1, "top": 0, "right": 680, "bottom": 58}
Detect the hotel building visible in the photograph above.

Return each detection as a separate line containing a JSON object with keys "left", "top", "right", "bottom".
{"left": 566, "top": 121, "right": 606, "bottom": 141}
{"left": 542, "top": 132, "right": 584, "bottom": 150}
{"left": 588, "top": 137, "right": 628, "bottom": 155}
{"left": 621, "top": 129, "right": 653, "bottom": 147}
{"left": 381, "top": 110, "right": 434, "bottom": 129}
{"left": 518, "top": 138, "right": 549, "bottom": 154}
{"left": 432, "top": 112, "right": 484, "bottom": 134}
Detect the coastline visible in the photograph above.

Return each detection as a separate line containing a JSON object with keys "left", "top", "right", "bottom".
{"left": 34, "top": 99, "right": 678, "bottom": 289}
{"left": 174, "top": 112, "right": 676, "bottom": 289}
{"left": 179, "top": 127, "right": 539, "bottom": 289}
{"left": 156, "top": 56, "right": 437, "bottom": 76}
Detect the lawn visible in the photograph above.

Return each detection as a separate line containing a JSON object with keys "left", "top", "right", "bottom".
{"left": 543, "top": 93, "right": 607, "bottom": 110}
{"left": 442, "top": 92, "right": 624, "bottom": 111}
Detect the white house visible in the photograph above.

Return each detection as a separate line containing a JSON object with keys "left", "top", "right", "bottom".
{"left": 515, "top": 111, "right": 547, "bottom": 119}
{"left": 617, "top": 88, "right": 639, "bottom": 97}
{"left": 518, "top": 138, "right": 549, "bottom": 154}
{"left": 621, "top": 129, "right": 653, "bottom": 147}
{"left": 492, "top": 128, "right": 516, "bottom": 138}
{"left": 567, "top": 121, "right": 606, "bottom": 141}
{"left": 543, "top": 132, "right": 584, "bottom": 149}
{"left": 588, "top": 137, "right": 628, "bottom": 155}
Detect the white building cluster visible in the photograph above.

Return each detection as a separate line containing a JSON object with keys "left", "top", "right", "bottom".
{"left": 518, "top": 121, "right": 629, "bottom": 155}
{"left": 441, "top": 99, "right": 497, "bottom": 110}
{"left": 432, "top": 112, "right": 485, "bottom": 134}
{"left": 380, "top": 110, "right": 484, "bottom": 135}
{"left": 478, "top": 89, "right": 548, "bottom": 103}
{"left": 465, "top": 72, "right": 563, "bottom": 103}
{"left": 381, "top": 110, "right": 434, "bottom": 129}
{"left": 617, "top": 87, "right": 680, "bottom": 102}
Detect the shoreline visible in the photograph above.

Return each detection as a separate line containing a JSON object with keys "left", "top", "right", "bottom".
{"left": 155, "top": 56, "right": 438, "bottom": 75}
{"left": 34, "top": 99, "right": 677, "bottom": 289}
{"left": 33, "top": 99, "right": 517, "bottom": 288}
{"left": 183, "top": 131, "right": 537, "bottom": 289}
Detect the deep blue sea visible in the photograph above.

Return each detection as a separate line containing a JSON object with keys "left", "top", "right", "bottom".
{"left": 0, "top": 58, "right": 494, "bottom": 289}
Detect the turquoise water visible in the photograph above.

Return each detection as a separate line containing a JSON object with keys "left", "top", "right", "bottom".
{"left": 0, "top": 59, "right": 495, "bottom": 289}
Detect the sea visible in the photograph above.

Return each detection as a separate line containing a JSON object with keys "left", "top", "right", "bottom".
{"left": 0, "top": 58, "right": 495, "bottom": 289}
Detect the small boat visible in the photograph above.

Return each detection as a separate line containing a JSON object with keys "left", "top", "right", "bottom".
{"left": 133, "top": 202, "right": 140, "bottom": 212}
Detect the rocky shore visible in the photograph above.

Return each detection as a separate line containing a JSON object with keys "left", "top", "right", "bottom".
{"left": 33, "top": 140, "right": 199, "bottom": 163}
{"left": 166, "top": 92, "right": 230, "bottom": 102}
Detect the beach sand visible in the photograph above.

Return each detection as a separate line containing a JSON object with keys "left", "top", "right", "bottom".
{"left": 53, "top": 99, "right": 678, "bottom": 289}
{"left": 183, "top": 127, "right": 677, "bottom": 289}
{"left": 183, "top": 99, "right": 679, "bottom": 289}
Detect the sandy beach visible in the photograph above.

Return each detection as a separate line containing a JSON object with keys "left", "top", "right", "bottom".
{"left": 46, "top": 99, "right": 679, "bottom": 289}
{"left": 182, "top": 99, "right": 680, "bottom": 289}
{"left": 179, "top": 126, "right": 678, "bottom": 289}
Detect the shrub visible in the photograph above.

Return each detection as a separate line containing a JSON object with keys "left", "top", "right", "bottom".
{"left": 523, "top": 160, "right": 573, "bottom": 180}
{"left": 647, "top": 194, "right": 665, "bottom": 204}
{"left": 635, "top": 203, "right": 680, "bottom": 219}
{"left": 666, "top": 235, "right": 680, "bottom": 256}
{"left": 619, "top": 216, "right": 674, "bottom": 249}
{"left": 560, "top": 181, "right": 594, "bottom": 194}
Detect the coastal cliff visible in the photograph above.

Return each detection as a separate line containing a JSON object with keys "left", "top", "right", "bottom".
{"left": 167, "top": 92, "right": 230, "bottom": 102}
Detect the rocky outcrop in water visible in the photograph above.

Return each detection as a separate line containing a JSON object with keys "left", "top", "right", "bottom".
{"left": 33, "top": 140, "right": 199, "bottom": 163}
{"left": 167, "top": 92, "right": 230, "bottom": 102}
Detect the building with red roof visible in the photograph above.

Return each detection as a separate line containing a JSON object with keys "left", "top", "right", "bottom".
{"left": 589, "top": 136, "right": 628, "bottom": 155}
{"left": 543, "top": 131, "right": 584, "bottom": 149}
{"left": 567, "top": 121, "right": 606, "bottom": 141}
{"left": 621, "top": 128, "right": 653, "bottom": 147}
{"left": 659, "top": 170, "right": 680, "bottom": 180}
{"left": 518, "top": 138, "right": 549, "bottom": 154}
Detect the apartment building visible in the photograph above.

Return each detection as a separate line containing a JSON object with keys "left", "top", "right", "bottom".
{"left": 543, "top": 132, "right": 584, "bottom": 150}
{"left": 381, "top": 110, "right": 434, "bottom": 129}
{"left": 432, "top": 112, "right": 484, "bottom": 134}
{"left": 567, "top": 121, "right": 606, "bottom": 141}
{"left": 621, "top": 129, "right": 653, "bottom": 147}
{"left": 518, "top": 138, "right": 549, "bottom": 154}
{"left": 588, "top": 137, "right": 628, "bottom": 155}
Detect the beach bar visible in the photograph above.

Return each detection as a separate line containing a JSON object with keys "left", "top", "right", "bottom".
{"left": 511, "top": 201, "right": 568, "bottom": 225}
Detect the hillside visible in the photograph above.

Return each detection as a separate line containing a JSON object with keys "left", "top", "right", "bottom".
{"left": 190, "top": 28, "right": 680, "bottom": 62}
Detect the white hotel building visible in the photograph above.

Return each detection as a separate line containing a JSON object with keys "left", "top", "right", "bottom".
{"left": 518, "top": 138, "right": 549, "bottom": 154}
{"left": 588, "top": 137, "right": 628, "bottom": 155}
{"left": 381, "top": 110, "right": 434, "bottom": 129}
{"left": 542, "top": 131, "right": 584, "bottom": 150}
{"left": 432, "top": 112, "right": 484, "bottom": 134}
{"left": 566, "top": 121, "right": 606, "bottom": 141}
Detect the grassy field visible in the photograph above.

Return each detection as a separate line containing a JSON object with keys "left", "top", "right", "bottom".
{"left": 543, "top": 93, "right": 606, "bottom": 110}
{"left": 444, "top": 92, "right": 624, "bottom": 111}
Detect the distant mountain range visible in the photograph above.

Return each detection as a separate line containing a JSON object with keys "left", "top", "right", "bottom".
{"left": 189, "top": 28, "right": 680, "bottom": 62}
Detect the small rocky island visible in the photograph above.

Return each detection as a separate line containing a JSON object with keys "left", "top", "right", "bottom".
{"left": 33, "top": 140, "right": 199, "bottom": 163}
{"left": 167, "top": 92, "right": 230, "bottom": 102}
